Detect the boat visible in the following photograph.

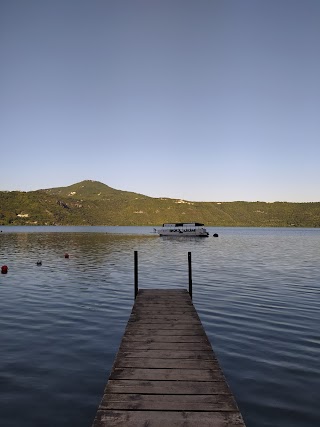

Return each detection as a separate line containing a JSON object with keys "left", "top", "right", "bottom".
{"left": 156, "top": 223, "right": 209, "bottom": 237}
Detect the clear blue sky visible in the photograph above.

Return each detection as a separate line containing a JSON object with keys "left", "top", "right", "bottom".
{"left": 1, "top": 0, "right": 320, "bottom": 202}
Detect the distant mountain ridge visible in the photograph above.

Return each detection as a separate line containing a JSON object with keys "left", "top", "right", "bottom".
{"left": 43, "top": 180, "right": 147, "bottom": 200}
{"left": 1, "top": 180, "right": 320, "bottom": 227}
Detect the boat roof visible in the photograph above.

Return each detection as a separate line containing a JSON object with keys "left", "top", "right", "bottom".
{"left": 162, "top": 223, "right": 204, "bottom": 227}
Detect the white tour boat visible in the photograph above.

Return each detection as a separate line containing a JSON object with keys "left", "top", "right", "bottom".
{"left": 156, "top": 223, "right": 209, "bottom": 237}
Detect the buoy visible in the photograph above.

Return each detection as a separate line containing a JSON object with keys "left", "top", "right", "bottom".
{"left": 1, "top": 265, "right": 8, "bottom": 274}
{"left": 213, "top": 233, "right": 219, "bottom": 237}
{"left": 64, "top": 253, "right": 69, "bottom": 259}
{"left": 36, "top": 261, "right": 42, "bottom": 266}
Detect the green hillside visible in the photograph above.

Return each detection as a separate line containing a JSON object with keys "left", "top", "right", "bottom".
{"left": 1, "top": 180, "right": 320, "bottom": 227}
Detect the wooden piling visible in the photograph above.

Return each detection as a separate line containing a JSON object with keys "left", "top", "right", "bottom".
{"left": 134, "top": 251, "right": 138, "bottom": 299}
{"left": 188, "top": 251, "right": 192, "bottom": 299}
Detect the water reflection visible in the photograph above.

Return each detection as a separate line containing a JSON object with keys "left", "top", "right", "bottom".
{"left": 0, "top": 227, "right": 320, "bottom": 427}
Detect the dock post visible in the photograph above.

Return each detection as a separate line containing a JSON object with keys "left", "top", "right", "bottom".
{"left": 134, "top": 251, "right": 138, "bottom": 299}
{"left": 188, "top": 251, "right": 192, "bottom": 299}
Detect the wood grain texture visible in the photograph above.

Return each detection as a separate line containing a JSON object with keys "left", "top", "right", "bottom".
{"left": 91, "top": 289, "right": 246, "bottom": 426}
{"left": 93, "top": 410, "right": 245, "bottom": 427}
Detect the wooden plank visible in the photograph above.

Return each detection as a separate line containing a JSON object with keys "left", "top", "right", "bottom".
{"left": 135, "top": 296, "right": 190, "bottom": 301}
{"left": 124, "top": 325, "right": 206, "bottom": 332}
{"left": 138, "top": 289, "right": 187, "bottom": 294}
{"left": 122, "top": 335, "right": 208, "bottom": 343}
{"left": 131, "top": 300, "right": 193, "bottom": 304}
{"left": 91, "top": 289, "right": 246, "bottom": 427}
{"left": 129, "top": 317, "right": 201, "bottom": 324}
{"left": 109, "top": 368, "right": 225, "bottom": 381}
{"left": 133, "top": 304, "right": 196, "bottom": 309}
{"left": 99, "top": 393, "right": 238, "bottom": 411}
{"left": 118, "top": 350, "right": 215, "bottom": 359}
{"left": 130, "top": 315, "right": 198, "bottom": 320}
{"left": 129, "top": 310, "right": 201, "bottom": 317}
{"left": 105, "top": 380, "right": 231, "bottom": 395}
{"left": 114, "top": 357, "right": 220, "bottom": 369}
{"left": 119, "top": 342, "right": 211, "bottom": 351}
{"left": 93, "top": 410, "right": 245, "bottom": 427}
{"left": 125, "top": 326, "right": 205, "bottom": 337}
{"left": 127, "top": 322, "right": 202, "bottom": 327}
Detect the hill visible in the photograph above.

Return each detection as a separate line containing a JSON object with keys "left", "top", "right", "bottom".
{"left": 1, "top": 180, "right": 320, "bottom": 227}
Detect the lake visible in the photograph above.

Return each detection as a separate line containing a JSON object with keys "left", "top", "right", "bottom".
{"left": 0, "top": 226, "right": 319, "bottom": 426}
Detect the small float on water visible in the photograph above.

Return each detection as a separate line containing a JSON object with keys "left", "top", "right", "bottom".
{"left": 1, "top": 265, "right": 8, "bottom": 274}
{"left": 156, "top": 223, "right": 209, "bottom": 237}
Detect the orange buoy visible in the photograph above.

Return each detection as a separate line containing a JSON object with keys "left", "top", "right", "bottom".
{"left": 64, "top": 253, "right": 69, "bottom": 259}
{"left": 1, "top": 265, "right": 8, "bottom": 274}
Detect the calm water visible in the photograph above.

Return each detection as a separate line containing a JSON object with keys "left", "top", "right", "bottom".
{"left": 0, "top": 226, "right": 319, "bottom": 427}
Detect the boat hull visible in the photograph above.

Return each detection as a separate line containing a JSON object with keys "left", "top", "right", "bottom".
{"left": 157, "top": 223, "right": 209, "bottom": 237}
{"left": 159, "top": 233, "right": 209, "bottom": 237}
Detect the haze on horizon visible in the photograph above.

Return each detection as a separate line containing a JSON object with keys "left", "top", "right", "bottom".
{"left": 1, "top": 0, "right": 320, "bottom": 203}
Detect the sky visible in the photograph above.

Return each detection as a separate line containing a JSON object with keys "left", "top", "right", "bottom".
{"left": 1, "top": 0, "right": 320, "bottom": 202}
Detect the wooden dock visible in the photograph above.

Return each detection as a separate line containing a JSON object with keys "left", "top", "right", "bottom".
{"left": 92, "top": 289, "right": 246, "bottom": 426}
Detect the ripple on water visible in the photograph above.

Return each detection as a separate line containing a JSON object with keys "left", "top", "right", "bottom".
{"left": 0, "top": 227, "right": 320, "bottom": 427}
